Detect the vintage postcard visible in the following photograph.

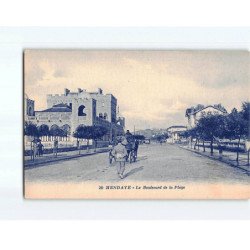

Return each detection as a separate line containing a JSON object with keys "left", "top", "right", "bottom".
{"left": 24, "top": 50, "right": 250, "bottom": 199}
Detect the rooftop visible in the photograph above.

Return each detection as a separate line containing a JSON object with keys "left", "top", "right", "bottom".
{"left": 185, "top": 104, "right": 227, "bottom": 116}
{"left": 37, "top": 103, "right": 72, "bottom": 113}
{"left": 167, "top": 125, "right": 187, "bottom": 130}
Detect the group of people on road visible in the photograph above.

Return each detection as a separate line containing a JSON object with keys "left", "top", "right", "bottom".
{"left": 31, "top": 141, "right": 44, "bottom": 160}
{"left": 111, "top": 130, "right": 140, "bottom": 179}
{"left": 30, "top": 139, "right": 59, "bottom": 161}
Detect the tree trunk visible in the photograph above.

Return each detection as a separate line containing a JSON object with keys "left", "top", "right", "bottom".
{"left": 248, "top": 150, "right": 250, "bottom": 167}
{"left": 30, "top": 141, "right": 33, "bottom": 161}
{"left": 197, "top": 139, "right": 200, "bottom": 151}
{"left": 87, "top": 140, "right": 89, "bottom": 153}
{"left": 210, "top": 138, "right": 213, "bottom": 155}
{"left": 203, "top": 140, "right": 205, "bottom": 152}
{"left": 236, "top": 136, "right": 241, "bottom": 163}
{"left": 78, "top": 139, "right": 81, "bottom": 155}
{"left": 94, "top": 140, "right": 97, "bottom": 152}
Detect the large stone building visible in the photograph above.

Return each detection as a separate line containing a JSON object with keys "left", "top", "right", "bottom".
{"left": 185, "top": 104, "right": 227, "bottom": 128}
{"left": 25, "top": 88, "right": 125, "bottom": 144}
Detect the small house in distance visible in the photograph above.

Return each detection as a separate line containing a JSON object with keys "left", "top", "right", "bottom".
{"left": 167, "top": 125, "right": 187, "bottom": 143}
{"left": 185, "top": 104, "right": 227, "bottom": 128}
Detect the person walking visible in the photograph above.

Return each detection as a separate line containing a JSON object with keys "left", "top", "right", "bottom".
{"left": 134, "top": 139, "right": 139, "bottom": 158}
{"left": 112, "top": 138, "right": 127, "bottom": 179}
{"left": 31, "top": 142, "right": 35, "bottom": 161}
{"left": 125, "top": 130, "right": 133, "bottom": 138}
{"left": 124, "top": 131, "right": 133, "bottom": 161}
{"left": 53, "top": 138, "right": 58, "bottom": 157}
{"left": 38, "top": 142, "right": 44, "bottom": 156}
{"left": 34, "top": 142, "right": 39, "bottom": 158}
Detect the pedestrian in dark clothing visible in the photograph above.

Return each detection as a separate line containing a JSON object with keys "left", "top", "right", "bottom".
{"left": 38, "top": 142, "right": 44, "bottom": 156}
{"left": 53, "top": 139, "right": 58, "bottom": 157}
{"left": 134, "top": 140, "right": 139, "bottom": 157}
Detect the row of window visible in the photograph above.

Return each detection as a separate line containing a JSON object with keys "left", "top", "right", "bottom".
{"left": 78, "top": 105, "right": 108, "bottom": 120}
{"left": 99, "top": 113, "right": 108, "bottom": 119}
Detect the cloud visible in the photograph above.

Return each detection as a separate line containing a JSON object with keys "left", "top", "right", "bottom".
{"left": 24, "top": 50, "right": 250, "bottom": 130}
{"left": 53, "top": 69, "right": 67, "bottom": 78}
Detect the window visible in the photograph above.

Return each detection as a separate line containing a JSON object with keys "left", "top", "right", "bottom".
{"left": 28, "top": 106, "right": 33, "bottom": 116}
{"left": 103, "top": 113, "right": 108, "bottom": 120}
{"left": 78, "top": 105, "right": 86, "bottom": 116}
{"left": 99, "top": 113, "right": 103, "bottom": 119}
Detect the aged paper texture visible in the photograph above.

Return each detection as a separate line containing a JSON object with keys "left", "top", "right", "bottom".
{"left": 24, "top": 50, "right": 250, "bottom": 199}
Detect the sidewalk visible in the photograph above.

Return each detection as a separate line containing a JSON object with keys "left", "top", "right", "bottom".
{"left": 24, "top": 147, "right": 110, "bottom": 168}
{"left": 179, "top": 145, "right": 250, "bottom": 173}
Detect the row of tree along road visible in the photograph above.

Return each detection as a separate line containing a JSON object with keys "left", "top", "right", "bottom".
{"left": 180, "top": 102, "right": 250, "bottom": 165}
{"left": 24, "top": 123, "right": 110, "bottom": 157}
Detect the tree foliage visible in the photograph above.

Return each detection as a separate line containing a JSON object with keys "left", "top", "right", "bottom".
{"left": 24, "top": 122, "right": 39, "bottom": 137}
{"left": 49, "top": 126, "right": 65, "bottom": 138}
{"left": 133, "top": 134, "right": 146, "bottom": 141}
{"left": 184, "top": 103, "right": 249, "bottom": 158}
{"left": 73, "top": 125, "right": 108, "bottom": 140}
{"left": 38, "top": 124, "right": 50, "bottom": 136}
{"left": 241, "top": 102, "right": 250, "bottom": 139}
{"left": 155, "top": 133, "right": 169, "bottom": 142}
{"left": 73, "top": 125, "right": 92, "bottom": 140}
{"left": 92, "top": 126, "right": 108, "bottom": 140}
{"left": 224, "top": 108, "right": 247, "bottom": 140}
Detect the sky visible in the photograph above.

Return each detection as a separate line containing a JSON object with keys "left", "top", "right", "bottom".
{"left": 24, "top": 50, "right": 249, "bottom": 130}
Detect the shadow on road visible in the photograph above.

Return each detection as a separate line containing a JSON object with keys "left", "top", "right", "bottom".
{"left": 135, "top": 155, "right": 148, "bottom": 162}
{"left": 124, "top": 166, "right": 144, "bottom": 178}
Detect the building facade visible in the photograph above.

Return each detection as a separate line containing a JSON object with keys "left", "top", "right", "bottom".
{"left": 185, "top": 104, "right": 227, "bottom": 128}
{"left": 167, "top": 126, "right": 187, "bottom": 143}
{"left": 25, "top": 88, "right": 125, "bottom": 144}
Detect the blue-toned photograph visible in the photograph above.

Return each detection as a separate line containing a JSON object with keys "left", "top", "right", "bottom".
{"left": 23, "top": 50, "right": 250, "bottom": 199}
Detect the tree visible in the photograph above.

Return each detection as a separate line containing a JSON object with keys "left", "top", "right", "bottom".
{"left": 241, "top": 102, "right": 250, "bottom": 139}
{"left": 24, "top": 122, "right": 39, "bottom": 137}
{"left": 61, "top": 124, "right": 71, "bottom": 138}
{"left": 24, "top": 122, "right": 39, "bottom": 160}
{"left": 196, "top": 114, "right": 226, "bottom": 155}
{"left": 73, "top": 125, "right": 93, "bottom": 154}
{"left": 50, "top": 125, "right": 65, "bottom": 139}
{"left": 195, "top": 122, "right": 211, "bottom": 152}
{"left": 241, "top": 102, "right": 250, "bottom": 165}
{"left": 184, "top": 127, "right": 199, "bottom": 149}
{"left": 38, "top": 124, "right": 49, "bottom": 139}
{"left": 155, "top": 133, "right": 168, "bottom": 143}
{"left": 92, "top": 126, "right": 108, "bottom": 152}
{"left": 225, "top": 108, "right": 248, "bottom": 162}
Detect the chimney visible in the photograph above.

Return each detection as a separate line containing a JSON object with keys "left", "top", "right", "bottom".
{"left": 98, "top": 88, "right": 103, "bottom": 94}
{"left": 78, "top": 88, "right": 83, "bottom": 93}
{"left": 64, "top": 88, "right": 70, "bottom": 96}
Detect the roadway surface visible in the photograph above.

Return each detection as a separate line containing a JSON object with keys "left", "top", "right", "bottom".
{"left": 25, "top": 143, "right": 250, "bottom": 184}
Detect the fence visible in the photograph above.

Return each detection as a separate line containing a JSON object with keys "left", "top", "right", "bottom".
{"left": 24, "top": 140, "right": 109, "bottom": 156}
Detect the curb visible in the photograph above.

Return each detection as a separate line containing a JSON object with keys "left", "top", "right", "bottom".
{"left": 24, "top": 149, "right": 109, "bottom": 168}
{"left": 179, "top": 146, "right": 250, "bottom": 174}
